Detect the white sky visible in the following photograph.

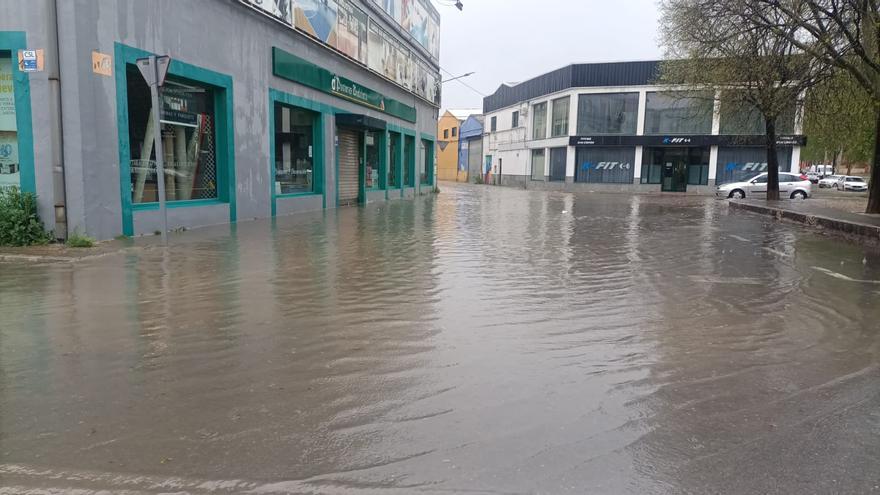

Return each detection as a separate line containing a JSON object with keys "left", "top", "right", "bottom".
{"left": 435, "top": 0, "right": 664, "bottom": 110}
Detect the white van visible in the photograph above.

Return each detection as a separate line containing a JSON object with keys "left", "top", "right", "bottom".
{"left": 806, "top": 164, "right": 834, "bottom": 183}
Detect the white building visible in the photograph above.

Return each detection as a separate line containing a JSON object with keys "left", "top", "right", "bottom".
{"left": 482, "top": 61, "right": 804, "bottom": 194}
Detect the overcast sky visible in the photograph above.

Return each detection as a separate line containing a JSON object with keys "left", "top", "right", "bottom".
{"left": 435, "top": 0, "right": 664, "bottom": 110}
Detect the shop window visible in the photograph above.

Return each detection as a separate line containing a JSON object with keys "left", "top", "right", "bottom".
{"left": 645, "top": 92, "right": 713, "bottom": 135}
{"left": 716, "top": 146, "right": 793, "bottom": 185}
{"left": 511, "top": 111, "right": 519, "bottom": 128}
{"left": 0, "top": 51, "right": 20, "bottom": 189}
{"left": 365, "top": 130, "right": 381, "bottom": 190}
{"left": 640, "top": 148, "right": 664, "bottom": 184}
{"left": 575, "top": 147, "right": 636, "bottom": 184}
{"left": 274, "top": 102, "right": 318, "bottom": 194}
{"left": 687, "top": 147, "right": 710, "bottom": 185}
{"left": 720, "top": 99, "right": 796, "bottom": 135}
{"left": 126, "top": 65, "right": 219, "bottom": 204}
{"left": 405, "top": 135, "right": 415, "bottom": 186}
{"left": 532, "top": 102, "right": 547, "bottom": 140}
{"left": 530, "top": 148, "right": 546, "bottom": 181}
{"left": 577, "top": 93, "right": 639, "bottom": 135}
{"left": 388, "top": 132, "right": 400, "bottom": 189}
{"left": 551, "top": 96, "right": 570, "bottom": 137}
{"left": 420, "top": 138, "right": 433, "bottom": 184}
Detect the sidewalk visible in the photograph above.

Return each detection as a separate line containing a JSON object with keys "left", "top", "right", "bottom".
{"left": 729, "top": 199, "right": 880, "bottom": 243}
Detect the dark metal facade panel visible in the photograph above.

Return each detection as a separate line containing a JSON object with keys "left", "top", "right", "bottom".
{"left": 483, "top": 61, "right": 662, "bottom": 113}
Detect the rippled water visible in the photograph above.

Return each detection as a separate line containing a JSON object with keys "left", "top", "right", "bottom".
{"left": 2, "top": 183, "right": 879, "bottom": 494}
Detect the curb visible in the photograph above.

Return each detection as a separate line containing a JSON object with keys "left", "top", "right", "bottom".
{"left": 728, "top": 201, "right": 880, "bottom": 243}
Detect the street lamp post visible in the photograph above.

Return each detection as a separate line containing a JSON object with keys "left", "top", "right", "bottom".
{"left": 136, "top": 55, "right": 172, "bottom": 244}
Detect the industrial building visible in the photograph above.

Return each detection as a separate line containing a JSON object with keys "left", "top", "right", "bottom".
{"left": 1, "top": 0, "right": 441, "bottom": 240}
{"left": 481, "top": 61, "right": 805, "bottom": 193}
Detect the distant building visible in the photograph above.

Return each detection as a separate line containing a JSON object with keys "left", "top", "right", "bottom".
{"left": 482, "top": 61, "right": 805, "bottom": 193}
{"left": 458, "top": 114, "right": 486, "bottom": 182}
{"left": 437, "top": 109, "right": 478, "bottom": 182}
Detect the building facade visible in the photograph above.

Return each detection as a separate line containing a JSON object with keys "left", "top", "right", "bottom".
{"left": 0, "top": 0, "right": 441, "bottom": 240}
{"left": 482, "top": 62, "right": 805, "bottom": 194}
{"left": 436, "top": 108, "right": 478, "bottom": 182}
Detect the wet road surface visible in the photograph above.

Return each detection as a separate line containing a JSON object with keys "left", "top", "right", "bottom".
{"left": 2, "top": 183, "right": 879, "bottom": 494}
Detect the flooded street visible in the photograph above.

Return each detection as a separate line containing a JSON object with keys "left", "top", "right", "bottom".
{"left": 2, "top": 183, "right": 880, "bottom": 494}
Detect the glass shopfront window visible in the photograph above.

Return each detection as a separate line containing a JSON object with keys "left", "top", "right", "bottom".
{"left": 388, "top": 132, "right": 401, "bottom": 189}
{"left": 645, "top": 92, "right": 713, "bottom": 135}
{"left": 0, "top": 51, "right": 20, "bottom": 189}
{"left": 530, "top": 148, "right": 546, "bottom": 181}
{"left": 720, "top": 99, "right": 796, "bottom": 135}
{"left": 365, "top": 130, "right": 380, "bottom": 189}
{"left": 127, "top": 65, "right": 218, "bottom": 204}
{"left": 532, "top": 102, "right": 547, "bottom": 140}
{"left": 576, "top": 93, "right": 639, "bottom": 135}
{"left": 716, "top": 146, "right": 793, "bottom": 185}
{"left": 551, "top": 96, "right": 570, "bottom": 137}
{"left": 405, "top": 135, "right": 415, "bottom": 186}
{"left": 274, "top": 102, "right": 318, "bottom": 194}
{"left": 641, "top": 147, "right": 710, "bottom": 185}
{"left": 575, "top": 147, "right": 636, "bottom": 184}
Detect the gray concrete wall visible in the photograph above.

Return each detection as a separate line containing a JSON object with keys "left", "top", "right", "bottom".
{"left": 4, "top": 0, "right": 439, "bottom": 239}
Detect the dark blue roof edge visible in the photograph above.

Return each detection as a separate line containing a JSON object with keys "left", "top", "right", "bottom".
{"left": 483, "top": 60, "right": 663, "bottom": 113}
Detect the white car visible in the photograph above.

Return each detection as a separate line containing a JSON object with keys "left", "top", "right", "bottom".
{"left": 818, "top": 175, "right": 844, "bottom": 188}
{"left": 716, "top": 172, "right": 812, "bottom": 200}
{"left": 835, "top": 176, "right": 868, "bottom": 192}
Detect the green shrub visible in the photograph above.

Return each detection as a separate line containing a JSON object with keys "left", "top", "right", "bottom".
{"left": 0, "top": 187, "right": 52, "bottom": 247}
{"left": 66, "top": 231, "right": 95, "bottom": 248}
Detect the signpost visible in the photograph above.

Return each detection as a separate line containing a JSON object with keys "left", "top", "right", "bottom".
{"left": 136, "top": 55, "right": 171, "bottom": 243}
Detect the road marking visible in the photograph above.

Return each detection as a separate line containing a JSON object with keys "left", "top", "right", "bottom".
{"left": 812, "top": 266, "right": 880, "bottom": 284}
{"left": 729, "top": 235, "right": 750, "bottom": 242}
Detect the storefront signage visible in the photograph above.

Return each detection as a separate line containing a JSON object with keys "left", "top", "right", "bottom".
{"left": 272, "top": 46, "right": 416, "bottom": 123}
{"left": 160, "top": 87, "right": 199, "bottom": 127}
{"left": 569, "top": 135, "right": 807, "bottom": 147}
{"left": 17, "top": 49, "right": 43, "bottom": 72}
{"left": 92, "top": 51, "right": 113, "bottom": 77}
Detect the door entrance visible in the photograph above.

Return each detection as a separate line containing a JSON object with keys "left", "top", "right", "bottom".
{"left": 549, "top": 147, "right": 567, "bottom": 182}
{"left": 661, "top": 150, "right": 688, "bottom": 192}
{"left": 337, "top": 129, "right": 360, "bottom": 206}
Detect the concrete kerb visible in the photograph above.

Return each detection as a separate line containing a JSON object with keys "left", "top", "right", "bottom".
{"left": 728, "top": 200, "right": 880, "bottom": 245}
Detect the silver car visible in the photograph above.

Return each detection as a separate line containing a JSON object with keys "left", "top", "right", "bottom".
{"left": 716, "top": 172, "right": 812, "bottom": 200}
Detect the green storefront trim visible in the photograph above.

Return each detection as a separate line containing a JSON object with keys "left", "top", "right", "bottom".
{"left": 0, "top": 31, "right": 36, "bottom": 195}
{"left": 420, "top": 133, "right": 436, "bottom": 186}
{"left": 115, "top": 42, "right": 236, "bottom": 236}
{"left": 272, "top": 47, "right": 417, "bottom": 123}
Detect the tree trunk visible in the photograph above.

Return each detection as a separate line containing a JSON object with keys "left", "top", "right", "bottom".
{"left": 867, "top": 105, "right": 880, "bottom": 213}
{"left": 766, "top": 117, "right": 780, "bottom": 201}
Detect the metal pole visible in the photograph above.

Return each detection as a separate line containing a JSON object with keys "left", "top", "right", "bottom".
{"left": 148, "top": 55, "right": 169, "bottom": 244}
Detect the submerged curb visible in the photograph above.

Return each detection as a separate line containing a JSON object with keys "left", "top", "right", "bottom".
{"left": 729, "top": 200, "right": 880, "bottom": 244}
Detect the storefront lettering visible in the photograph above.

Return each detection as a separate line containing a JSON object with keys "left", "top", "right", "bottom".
{"left": 726, "top": 162, "right": 769, "bottom": 172}
{"left": 582, "top": 161, "right": 632, "bottom": 171}
{"left": 331, "top": 75, "right": 385, "bottom": 111}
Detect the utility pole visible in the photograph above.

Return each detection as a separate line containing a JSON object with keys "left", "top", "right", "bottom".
{"left": 136, "top": 55, "right": 171, "bottom": 244}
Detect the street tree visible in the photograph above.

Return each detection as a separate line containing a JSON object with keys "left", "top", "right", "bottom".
{"left": 803, "top": 72, "right": 876, "bottom": 173}
{"left": 659, "top": 0, "right": 828, "bottom": 200}
{"left": 740, "top": 0, "right": 880, "bottom": 212}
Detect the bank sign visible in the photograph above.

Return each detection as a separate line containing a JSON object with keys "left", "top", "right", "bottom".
{"left": 330, "top": 75, "right": 385, "bottom": 112}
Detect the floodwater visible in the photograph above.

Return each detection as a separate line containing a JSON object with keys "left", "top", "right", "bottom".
{"left": 2, "top": 183, "right": 879, "bottom": 494}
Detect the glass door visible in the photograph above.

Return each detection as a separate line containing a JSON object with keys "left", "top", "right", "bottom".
{"left": 661, "top": 148, "right": 688, "bottom": 192}
{"left": 549, "top": 147, "right": 567, "bottom": 182}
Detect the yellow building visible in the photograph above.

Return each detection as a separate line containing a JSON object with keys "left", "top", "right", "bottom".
{"left": 437, "top": 109, "right": 478, "bottom": 182}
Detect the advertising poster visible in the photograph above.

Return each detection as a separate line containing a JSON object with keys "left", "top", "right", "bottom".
{"left": 294, "top": 0, "right": 339, "bottom": 44}
{"left": 367, "top": 21, "right": 387, "bottom": 77}
{"left": 335, "top": 0, "right": 368, "bottom": 65}
{"left": 250, "top": 0, "right": 293, "bottom": 24}
{"left": 0, "top": 57, "right": 16, "bottom": 132}
{"left": 383, "top": 31, "right": 403, "bottom": 83}
{"left": 401, "top": 0, "right": 439, "bottom": 58}
{"left": 397, "top": 50, "right": 414, "bottom": 90}
{"left": 373, "top": 0, "right": 404, "bottom": 24}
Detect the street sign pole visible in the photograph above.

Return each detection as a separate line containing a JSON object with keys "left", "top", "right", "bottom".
{"left": 149, "top": 55, "right": 168, "bottom": 244}
{"left": 137, "top": 55, "right": 172, "bottom": 244}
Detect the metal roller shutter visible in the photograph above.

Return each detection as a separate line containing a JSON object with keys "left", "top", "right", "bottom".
{"left": 338, "top": 130, "right": 359, "bottom": 205}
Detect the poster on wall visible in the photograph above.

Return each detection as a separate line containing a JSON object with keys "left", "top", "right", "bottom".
{"left": 294, "top": 0, "right": 339, "bottom": 44}
{"left": 401, "top": 0, "right": 440, "bottom": 58}
{"left": 367, "top": 21, "right": 388, "bottom": 77}
{"left": 335, "top": 0, "right": 368, "bottom": 65}
{"left": 249, "top": 0, "right": 293, "bottom": 24}
{"left": 0, "top": 57, "right": 19, "bottom": 189}
{"left": 372, "top": 0, "right": 403, "bottom": 24}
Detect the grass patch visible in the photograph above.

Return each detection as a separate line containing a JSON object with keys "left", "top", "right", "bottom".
{"left": 66, "top": 232, "right": 95, "bottom": 248}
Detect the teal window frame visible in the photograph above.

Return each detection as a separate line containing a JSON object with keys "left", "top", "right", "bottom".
{"left": 420, "top": 133, "right": 435, "bottom": 186}
{"left": 387, "top": 123, "right": 416, "bottom": 194}
{"left": 115, "top": 43, "right": 235, "bottom": 236}
{"left": 269, "top": 89, "right": 337, "bottom": 216}
{"left": 270, "top": 102, "right": 325, "bottom": 195}
{"left": 404, "top": 133, "right": 416, "bottom": 188}
{"left": 364, "top": 129, "right": 385, "bottom": 192}
{"left": 0, "top": 32, "right": 36, "bottom": 194}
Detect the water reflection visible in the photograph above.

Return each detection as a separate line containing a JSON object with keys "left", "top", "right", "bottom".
{"left": 1, "top": 183, "right": 879, "bottom": 493}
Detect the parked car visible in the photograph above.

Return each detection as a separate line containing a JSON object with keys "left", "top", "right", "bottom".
{"left": 806, "top": 164, "right": 834, "bottom": 183}
{"left": 818, "top": 175, "right": 845, "bottom": 188}
{"left": 835, "top": 176, "right": 869, "bottom": 192}
{"left": 716, "top": 172, "right": 812, "bottom": 199}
